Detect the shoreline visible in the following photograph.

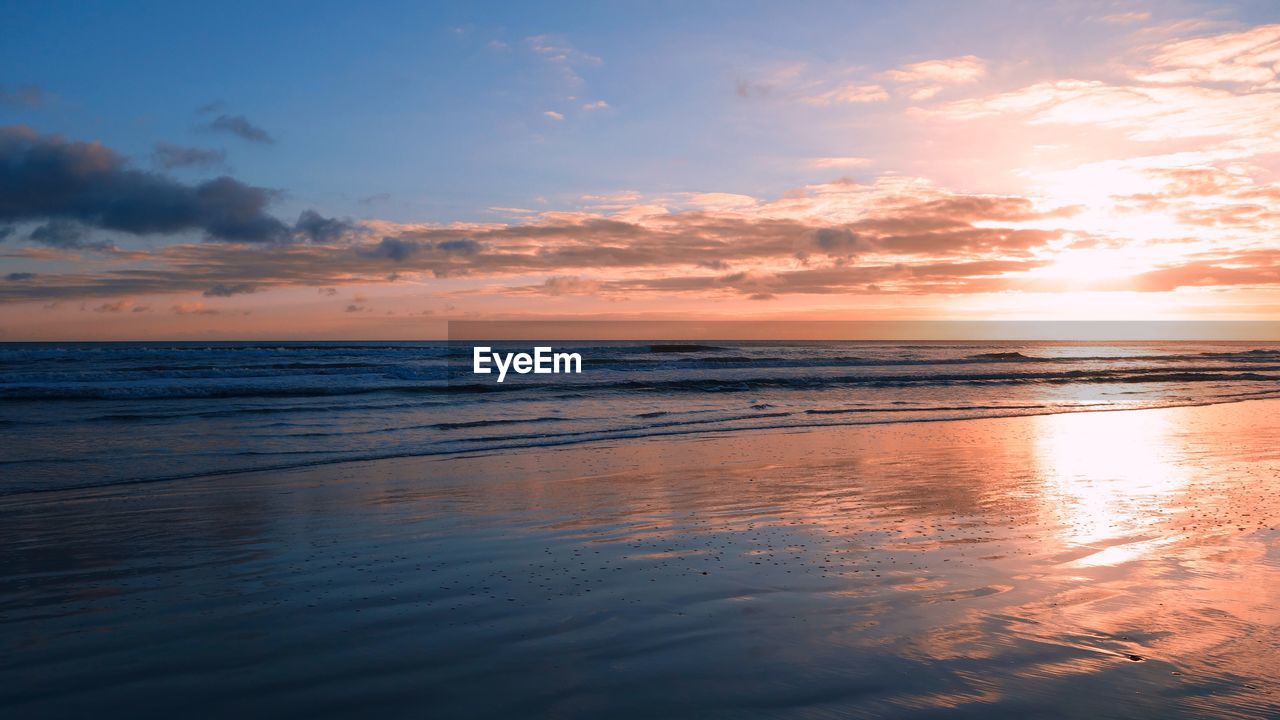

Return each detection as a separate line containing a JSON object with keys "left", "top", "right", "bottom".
{"left": 5, "top": 393, "right": 1279, "bottom": 502}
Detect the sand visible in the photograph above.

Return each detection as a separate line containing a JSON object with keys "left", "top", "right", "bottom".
{"left": 4, "top": 399, "right": 1280, "bottom": 718}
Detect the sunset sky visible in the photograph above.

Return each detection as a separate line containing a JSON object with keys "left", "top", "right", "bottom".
{"left": 3, "top": 1, "right": 1280, "bottom": 339}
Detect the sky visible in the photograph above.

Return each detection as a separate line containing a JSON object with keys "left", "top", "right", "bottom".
{"left": 3, "top": 0, "right": 1280, "bottom": 339}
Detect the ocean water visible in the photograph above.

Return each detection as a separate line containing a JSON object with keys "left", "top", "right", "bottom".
{"left": 3, "top": 340, "right": 1280, "bottom": 494}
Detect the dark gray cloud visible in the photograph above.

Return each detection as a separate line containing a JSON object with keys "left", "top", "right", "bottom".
{"left": 202, "top": 283, "right": 257, "bottom": 297}
{"left": 356, "top": 235, "right": 483, "bottom": 264}
{"left": 0, "top": 125, "right": 350, "bottom": 244}
{"left": 205, "top": 114, "right": 274, "bottom": 144}
{"left": 27, "top": 220, "right": 115, "bottom": 251}
{"left": 0, "top": 84, "right": 46, "bottom": 108}
{"left": 5, "top": 272, "right": 35, "bottom": 281}
{"left": 295, "top": 210, "right": 352, "bottom": 243}
{"left": 812, "top": 227, "right": 869, "bottom": 252}
{"left": 151, "top": 143, "right": 227, "bottom": 170}
{"left": 358, "top": 236, "right": 424, "bottom": 262}
{"left": 437, "top": 238, "right": 481, "bottom": 254}
{"left": 28, "top": 220, "right": 84, "bottom": 248}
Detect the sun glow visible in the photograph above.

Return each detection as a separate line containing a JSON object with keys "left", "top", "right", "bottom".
{"left": 1033, "top": 409, "right": 1192, "bottom": 564}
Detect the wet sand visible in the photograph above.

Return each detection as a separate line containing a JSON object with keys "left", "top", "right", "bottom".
{"left": 3, "top": 399, "right": 1280, "bottom": 718}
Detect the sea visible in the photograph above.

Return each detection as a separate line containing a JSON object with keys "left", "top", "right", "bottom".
{"left": 3, "top": 340, "right": 1280, "bottom": 495}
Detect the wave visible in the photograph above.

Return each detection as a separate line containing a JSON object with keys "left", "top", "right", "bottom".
{"left": 6, "top": 364, "right": 1280, "bottom": 401}
{"left": 803, "top": 403, "right": 1049, "bottom": 416}
{"left": 647, "top": 344, "right": 726, "bottom": 353}
{"left": 11, "top": 392, "right": 1280, "bottom": 498}
{"left": 967, "top": 351, "right": 1035, "bottom": 360}
{"left": 570, "top": 368, "right": 1280, "bottom": 394}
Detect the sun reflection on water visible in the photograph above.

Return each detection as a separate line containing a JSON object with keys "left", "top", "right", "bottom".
{"left": 1032, "top": 409, "right": 1192, "bottom": 565}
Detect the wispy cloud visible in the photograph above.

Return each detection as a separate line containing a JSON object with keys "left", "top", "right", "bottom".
{"left": 526, "top": 34, "right": 602, "bottom": 88}
{"left": 0, "top": 84, "right": 47, "bottom": 108}
{"left": 884, "top": 55, "right": 988, "bottom": 85}
{"left": 1098, "top": 11, "right": 1152, "bottom": 24}
{"left": 798, "top": 83, "right": 889, "bottom": 106}
{"left": 1137, "top": 23, "right": 1280, "bottom": 85}
{"left": 883, "top": 55, "right": 987, "bottom": 101}
{"left": 151, "top": 143, "right": 227, "bottom": 170}
{"left": 810, "top": 157, "right": 873, "bottom": 169}
{"left": 204, "top": 114, "right": 275, "bottom": 144}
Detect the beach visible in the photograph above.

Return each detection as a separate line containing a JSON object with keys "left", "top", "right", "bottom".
{"left": 3, "top": 398, "right": 1280, "bottom": 718}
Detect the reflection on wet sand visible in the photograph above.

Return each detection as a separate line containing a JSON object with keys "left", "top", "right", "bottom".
{"left": 2, "top": 400, "right": 1280, "bottom": 718}
{"left": 1036, "top": 408, "right": 1191, "bottom": 554}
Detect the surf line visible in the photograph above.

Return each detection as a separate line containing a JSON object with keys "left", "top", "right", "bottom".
{"left": 473, "top": 346, "right": 583, "bottom": 383}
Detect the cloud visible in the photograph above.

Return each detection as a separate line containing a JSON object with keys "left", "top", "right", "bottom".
{"left": 5, "top": 272, "right": 35, "bottom": 281}
{"left": 799, "top": 82, "right": 890, "bottom": 106}
{"left": 810, "top": 157, "right": 872, "bottom": 169}
{"left": 596, "top": 259, "right": 1046, "bottom": 298}
{"left": 294, "top": 210, "right": 353, "bottom": 243}
{"left": 28, "top": 220, "right": 88, "bottom": 249}
{"left": 540, "top": 275, "right": 600, "bottom": 295}
{"left": 1099, "top": 250, "right": 1280, "bottom": 292}
{"left": 205, "top": 114, "right": 275, "bottom": 144}
{"left": 927, "top": 79, "right": 1280, "bottom": 144}
{"left": 92, "top": 300, "right": 129, "bottom": 313}
{"left": 0, "top": 84, "right": 46, "bottom": 108}
{"left": 1098, "top": 12, "right": 1151, "bottom": 24}
{"left": 24, "top": 220, "right": 117, "bottom": 252}
{"left": 526, "top": 35, "right": 602, "bottom": 88}
{"left": 1137, "top": 23, "right": 1280, "bottom": 85}
{"left": 202, "top": 283, "right": 257, "bottom": 297}
{"left": 358, "top": 236, "right": 423, "bottom": 262}
{"left": 883, "top": 55, "right": 987, "bottom": 102}
{"left": 0, "top": 126, "right": 350, "bottom": 244}
{"left": 0, "top": 177, "right": 1080, "bottom": 303}
{"left": 884, "top": 55, "right": 987, "bottom": 85}
{"left": 581, "top": 100, "right": 609, "bottom": 111}
{"left": 687, "top": 192, "right": 758, "bottom": 211}
{"left": 437, "top": 238, "right": 481, "bottom": 254}
{"left": 151, "top": 143, "right": 227, "bottom": 170}
{"left": 526, "top": 35, "right": 602, "bottom": 67}
{"left": 171, "top": 302, "right": 219, "bottom": 315}
{"left": 544, "top": 110, "right": 565, "bottom": 121}
{"left": 883, "top": 21, "right": 1280, "bottom": 300}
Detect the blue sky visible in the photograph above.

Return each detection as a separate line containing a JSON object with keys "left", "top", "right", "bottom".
{"left": 9, "top": 0, "right": 1271, "bottom": 224}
